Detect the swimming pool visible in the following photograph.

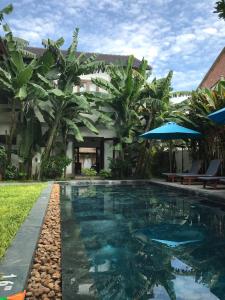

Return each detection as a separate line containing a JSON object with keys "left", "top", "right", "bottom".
{"left": 60, "top": 183, "right": 225, "bottom": 300}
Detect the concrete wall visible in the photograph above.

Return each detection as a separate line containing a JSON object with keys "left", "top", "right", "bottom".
{"left": 104, "top": 140, "right": 114, "bottom": 170}
{"left": 66, "top": 141, "right": 73, "bottom": 176}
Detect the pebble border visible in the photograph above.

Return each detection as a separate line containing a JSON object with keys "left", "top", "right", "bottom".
{"left": 26, "top": 184, "right": 62, "bottom": 300}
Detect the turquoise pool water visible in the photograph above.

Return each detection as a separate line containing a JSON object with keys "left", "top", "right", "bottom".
{"left": 60, "top": 184, "right": 225, "bottom": 300}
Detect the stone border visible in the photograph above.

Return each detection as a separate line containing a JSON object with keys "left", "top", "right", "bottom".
{"left": 26, "top": 184, "right": 61, "bottom": 299}
{"left": 0, "top": 183, "right": 53, "bottom": 297}
{"left": 149, "top": 179, "right": 225, "bottom": 203}
{"left": 62, "top": 179, "right": 153, "bottom": 186}
{"left": 64, "top": 179, "right": 225, "bottom": 201}
{"left": 65, "top": 178, "right": 225, "bottom": 204}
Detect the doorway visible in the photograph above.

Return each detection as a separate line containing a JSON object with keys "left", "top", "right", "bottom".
{"left": 73, "top": 137, "right": 104, "bottom": 175}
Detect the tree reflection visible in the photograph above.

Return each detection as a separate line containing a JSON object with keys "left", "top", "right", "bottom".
{"left": 69, "top": 185, "right": 225, "bottom": 300}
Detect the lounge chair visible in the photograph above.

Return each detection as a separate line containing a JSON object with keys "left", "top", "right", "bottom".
{"left": 198, "top": 176, "right": 225, "bottom": 189}
{"left": 178, "top": 159, "right": 221, "bottom": 185}
{"left": 162, "top": 160, "right": 202, "bottom": 182}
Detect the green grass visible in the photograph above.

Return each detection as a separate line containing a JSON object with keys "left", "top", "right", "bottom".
{"left": 0, "top": 184, "right": 47, "bottom": 259}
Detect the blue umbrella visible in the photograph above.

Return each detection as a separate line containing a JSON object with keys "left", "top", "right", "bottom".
{"left": 208, "top": 107, "right": 225, "bottom": 124}
{"left": 140, "top": 122, "right": 202, "bottom": 172}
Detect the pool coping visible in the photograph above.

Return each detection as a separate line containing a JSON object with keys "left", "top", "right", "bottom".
{"left": 62, "top": 179, "right": 225, "bottom": 204}
{"left": 149, "top": 179, "right": 225, "bottom": 203}
{"left": 0, "top": 182, "right": 53, "bottom": 297}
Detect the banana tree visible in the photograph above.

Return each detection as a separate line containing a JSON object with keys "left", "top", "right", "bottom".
{"left": 0, "top": 22, "right": 46, "bottom": 164}
{"left": 135, "top": 71, "right": 175, "bottom": 177}
{"left": 0, "top": 4, "right": 13, "bottom": 24}
{"left": 173, "top": 80, "right": 225, "bottom": 168}
{"left": 91, "top": 56, "right": 149, "bottom": 164}
{"left": 38, "top": 30, "right": 106, "bottom": 176}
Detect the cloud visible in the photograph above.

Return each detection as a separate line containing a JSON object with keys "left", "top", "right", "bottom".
{"left": 2, "top": 0, "right": 225, "bottom": 91}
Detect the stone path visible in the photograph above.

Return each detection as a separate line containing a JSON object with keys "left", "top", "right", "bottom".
{"left": 26, "top": 184, "right": 61, "bottom": 300}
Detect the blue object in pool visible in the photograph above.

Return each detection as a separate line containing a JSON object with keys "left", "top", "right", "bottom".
{"left": 134, "top": 224, "right": 205, "bottom": 248}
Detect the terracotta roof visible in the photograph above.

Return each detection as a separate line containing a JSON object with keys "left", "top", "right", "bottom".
{"left": 199, "top": 47, "right": 225, "bottom": 89}
{"left": 26, "top": 46, "right": 151, "bottom": 70}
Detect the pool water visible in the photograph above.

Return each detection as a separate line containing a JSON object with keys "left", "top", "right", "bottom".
{"left": 60, "top": 184, "right": 225, "bottom": 300}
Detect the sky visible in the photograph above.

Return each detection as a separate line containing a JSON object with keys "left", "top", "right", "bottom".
{"left": 1, "top": 0, "right": 225, "bottom": 91}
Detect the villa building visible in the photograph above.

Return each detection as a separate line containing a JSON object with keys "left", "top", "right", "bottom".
{"left": 199, "top": 46, "right": 225, "bottom": 89}
{"left": 0, "top": 47, "right": 150, "bottom": 177}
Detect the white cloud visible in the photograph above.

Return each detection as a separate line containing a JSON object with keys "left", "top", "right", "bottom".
{"left": 3, "top": 0, "right": 225, "bottom": 91}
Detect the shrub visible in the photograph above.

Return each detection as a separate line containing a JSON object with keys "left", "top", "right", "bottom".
{"left": 4, "top": 165, "right": 18, "bottom": 180}
{"left": 109, "top": 157, "right": 132, "bottom": 179}
{"left": 18, "top": 172, "right": 27, "bottom": 180}
{"left": 81, "top": 168, "right": 97, "bottom": 177}
{"left": 99, "top": 169, "right": 112, "bottom": 179}
{"left": 42, "top": 156, "right": 72, "bottom": 179}
{"left": 0, "top": 146, "right": 7, "bottom": 179}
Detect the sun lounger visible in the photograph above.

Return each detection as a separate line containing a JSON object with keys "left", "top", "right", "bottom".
{"left": 198, "top": 176, "right": 225, "bottom": 188}
{"left": 178, "top": 159, "right": 221, "bottom": 185}
{"left": 162, "top": 160, "right": 202, "bottom": 182}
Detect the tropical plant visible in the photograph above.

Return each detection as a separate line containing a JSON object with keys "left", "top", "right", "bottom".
{"left": 99, "top": 169, "right": 112, "bottom": 179}
{"left": 4, "top": 164, "right": 17, "bottom": 180}
{"left": 214, "top": 0, "right": 225, "bottom": 20}
{"left": 135, "top": 71, "right": 176, "bottom": 178}
{"left": 0, "top": 146, "right": 7, "bottom": 179}
{"left": 92, "top": 56, "right": 148, "bottom": 154}
{"left": 0, "top": 20, "right": 47, "bottom": 165}
{"left": 173, "top": 79, "right": 225, "bottom": 170}
{"left": 109, "top": 156, "right": 133, "bottom": 178}
{"left": 87, "top": 56, "right": 149, "bottom": 177}
{"left": 0, "top": 4, "right": 13, "bottom": 24}
{"left": 38, "top": 30, "right": 106, "bottom": 177}
{"left": 81, "top": 168, "right": 97, "bottom": 177}
{"left": 41, "top": 155, "right": 71, "bottom": 179}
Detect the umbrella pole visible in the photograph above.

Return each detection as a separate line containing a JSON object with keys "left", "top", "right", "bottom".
{"left": 169, "top": 140, "right": 172, "bottom": 172}
{"left": 182, "top": 146, "right": 184, "bottom": 173}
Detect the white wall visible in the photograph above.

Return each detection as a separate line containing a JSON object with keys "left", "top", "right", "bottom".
{"left": 0, "top": 123, "right": 10, "bottom": 135}
{"left": 79, "top": 126, "right": 116, "bottom": 139}
{"left": 104, "top": 140, "right": 114, "bottom": 170}
{"left": 80, "top": 72, "right": 110, "bottom": 81}
{"left": 66, "top": 141, "right": 73, "bottom": 176}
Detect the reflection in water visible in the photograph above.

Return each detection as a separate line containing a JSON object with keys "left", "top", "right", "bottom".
{"left": 60, "top": 184, "right": 225, "bottom": 300}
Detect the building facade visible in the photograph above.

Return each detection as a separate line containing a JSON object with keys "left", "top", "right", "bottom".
{"left": 199, "top": 46, "right": 225, "bottom": 89}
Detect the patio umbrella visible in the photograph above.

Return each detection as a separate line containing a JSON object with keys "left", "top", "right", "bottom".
{"left": 208, "top": 107, "right": 225, "bottom": 124}
{"left": 140, "top": 122, "right": 202, "bottom": 172}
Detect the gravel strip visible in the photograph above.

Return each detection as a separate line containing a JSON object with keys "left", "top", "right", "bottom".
{"left": 26, "top": 184, "right": 61, "bottom": 300}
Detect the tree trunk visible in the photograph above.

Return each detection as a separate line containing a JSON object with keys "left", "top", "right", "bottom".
{"left": 7, "top": 98, "right": 17, "bottom": 164}
{"left": 135, "top": 113, "right": 153, "bottom": 177}
{"left": 40, "top": 113, "right": 61, "bottom": 178}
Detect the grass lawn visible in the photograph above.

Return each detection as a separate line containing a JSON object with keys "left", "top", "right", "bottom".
{"left": 0, "top": 183, "right": 47, "bottom": 259}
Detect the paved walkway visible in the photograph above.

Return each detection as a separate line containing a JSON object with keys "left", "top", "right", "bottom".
{"left": 150, "top": 178, "right": 225, "bottom": 201}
